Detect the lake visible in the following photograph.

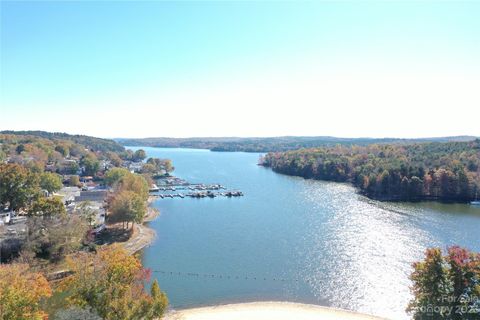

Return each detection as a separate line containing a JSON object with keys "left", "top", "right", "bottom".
{"left": 135, "top": 147, "right": 480, "bottom": 320}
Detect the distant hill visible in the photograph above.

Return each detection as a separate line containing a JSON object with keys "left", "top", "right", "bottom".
{"left": 1, "top": 130, "right": 125, "bottom": 153}
{"left": 116, "top": 136, "right": 478, "bottom": 152}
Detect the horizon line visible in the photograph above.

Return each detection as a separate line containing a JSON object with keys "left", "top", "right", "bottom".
{"left": 1, "top": 130, "right": 478, "bottom": 141}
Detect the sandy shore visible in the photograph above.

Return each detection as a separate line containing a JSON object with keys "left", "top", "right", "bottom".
{"left": 165, "top": 302, "right": 387, "bottom": 320}
{"left": 123, "top": 205, "right": 159, "bottom": 254}
{"left": 123, "top": 223, "right": 156, "bottom": 254}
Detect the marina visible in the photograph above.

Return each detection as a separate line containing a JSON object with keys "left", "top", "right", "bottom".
{"left": 151, "top": 191, "right": 244, "bottom": 199}
{"left": 150, "top": 176, "right": 244, "bottom": 199}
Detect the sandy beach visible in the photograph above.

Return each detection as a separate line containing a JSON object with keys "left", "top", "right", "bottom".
{"left": 166, "top": 302, "right": 387, "bottom": 320}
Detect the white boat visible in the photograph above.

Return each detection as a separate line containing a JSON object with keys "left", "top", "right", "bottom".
{"left": 471, "top": 190, "right": 480, "bottom": 205}
{"left": 149, "top": 184, "right": 160, "bottom": 192}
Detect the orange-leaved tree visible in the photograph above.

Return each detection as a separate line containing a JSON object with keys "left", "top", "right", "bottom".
{"left": 0, "top": 263, "right": 52, "bottom": 320}
{"left": 408, "top": 246, "right": 480, "bottom": 320}
{"left": 58, "top": 244, "right": 168, "bottom": 320}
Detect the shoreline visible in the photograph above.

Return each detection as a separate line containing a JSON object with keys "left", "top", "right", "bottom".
{"left": 122, "top": 198, "right": 159, "bottom": 255}
{"left": 165, "top": 301, "right": 388, "bottom": 320}
{"left": 262, "top": 165, "right": 476, "bottom": 204}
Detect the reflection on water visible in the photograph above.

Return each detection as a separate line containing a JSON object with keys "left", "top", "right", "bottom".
{"left": 136, "top": 147, "right": 480, "bottom": 320}
{"left": 300, "top": 182, "right": 430, "bottom": 317}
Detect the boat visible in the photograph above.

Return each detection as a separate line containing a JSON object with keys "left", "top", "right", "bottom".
{"left": 471, "top": 190, "right": 480, "bottom": 205}
{"left": 207, "top": 191, "right": 215, "bottom": 198}
{"left": 149, "top": 184, "right": 160, "bottom": 192}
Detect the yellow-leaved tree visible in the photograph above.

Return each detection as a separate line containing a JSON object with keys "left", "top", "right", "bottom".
{"left": 59, "top": 244, "right": 168, "bottom": 320}
{"left": 0, "top": 263, "right": 52, "bottom": 320}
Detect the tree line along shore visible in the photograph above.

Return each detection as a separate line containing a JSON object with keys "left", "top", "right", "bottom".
{"left": 260, "top": 139, "right": 480, "bottom": 202}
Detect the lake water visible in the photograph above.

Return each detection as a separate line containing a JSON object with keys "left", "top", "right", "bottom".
{"left": 135, "top": 147, "right": 480, "bottom": 320}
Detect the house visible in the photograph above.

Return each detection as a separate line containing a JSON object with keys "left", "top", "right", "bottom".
{"left": 124, "top": 161, "right": 144, "bottom": 173}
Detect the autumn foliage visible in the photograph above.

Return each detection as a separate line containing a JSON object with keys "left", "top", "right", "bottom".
{"left": 0, "top": 264, "right": 52, "bottom": 320}
{"left": 58, "top": 244, "right": 168, "bottom": 319}
{"left": 107, "top": 170, "right": 149, "bottom": 229}
{"left": 262, "top": 140, "right": 480, "bottom": 202}
{"left": 0, "top": 246, "right": 168, "bottom": 319}
{"left": 408, "top": 247, "right": 480, "bottom": 319}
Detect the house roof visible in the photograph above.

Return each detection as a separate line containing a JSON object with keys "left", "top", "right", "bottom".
{"left": 74, "top": 190, "right": 107, "bottom": 202}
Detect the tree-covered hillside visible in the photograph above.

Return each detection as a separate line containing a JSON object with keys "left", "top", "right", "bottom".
{"left": 116, "top": 136, "right": 477, "bottom": 152}
{"left": 1, "top": 130, "right": 124, "bottom": 153}
{"left": 261, "top": 140, "right": 480, "bottom": 202}
{"left": 0, "top": 132, "right": 130, "bottom": 174}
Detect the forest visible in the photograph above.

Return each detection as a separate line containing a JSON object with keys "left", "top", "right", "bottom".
{"left": 0, "top": 132, "right": 139, "bottom": 171}
{"left": 116, "top": 135, "right": 476, "bottom": 152}
{"left": 0, "top": 130, "right": 125, "bottom": 153}
{"left": 261, "top": 140, "right": 480, "bottom": 202}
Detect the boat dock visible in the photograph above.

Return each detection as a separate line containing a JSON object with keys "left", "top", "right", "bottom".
{"left": 151, "top": 190, "right": 243, "bottom": 199}
{"left": 150, "top": 176, "right": 243, "bottom": 199}
{"left": 154, "top": 184, "right": 226, "bottom": 191}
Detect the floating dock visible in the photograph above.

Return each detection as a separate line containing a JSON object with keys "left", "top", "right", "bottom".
{"left": 151, "top": 190, "right": 244, "bottom": 199}
{"left": 151, "top": 176, "right": 243, "bottom": 199}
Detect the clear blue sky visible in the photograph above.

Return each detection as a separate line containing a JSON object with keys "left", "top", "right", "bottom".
{"left": 1, "top": 1, "right": 479, "bottom": 138}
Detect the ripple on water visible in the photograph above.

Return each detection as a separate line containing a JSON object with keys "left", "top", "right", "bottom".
{"left": 299, "top": 182, "right": 434, "bottom": 319}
